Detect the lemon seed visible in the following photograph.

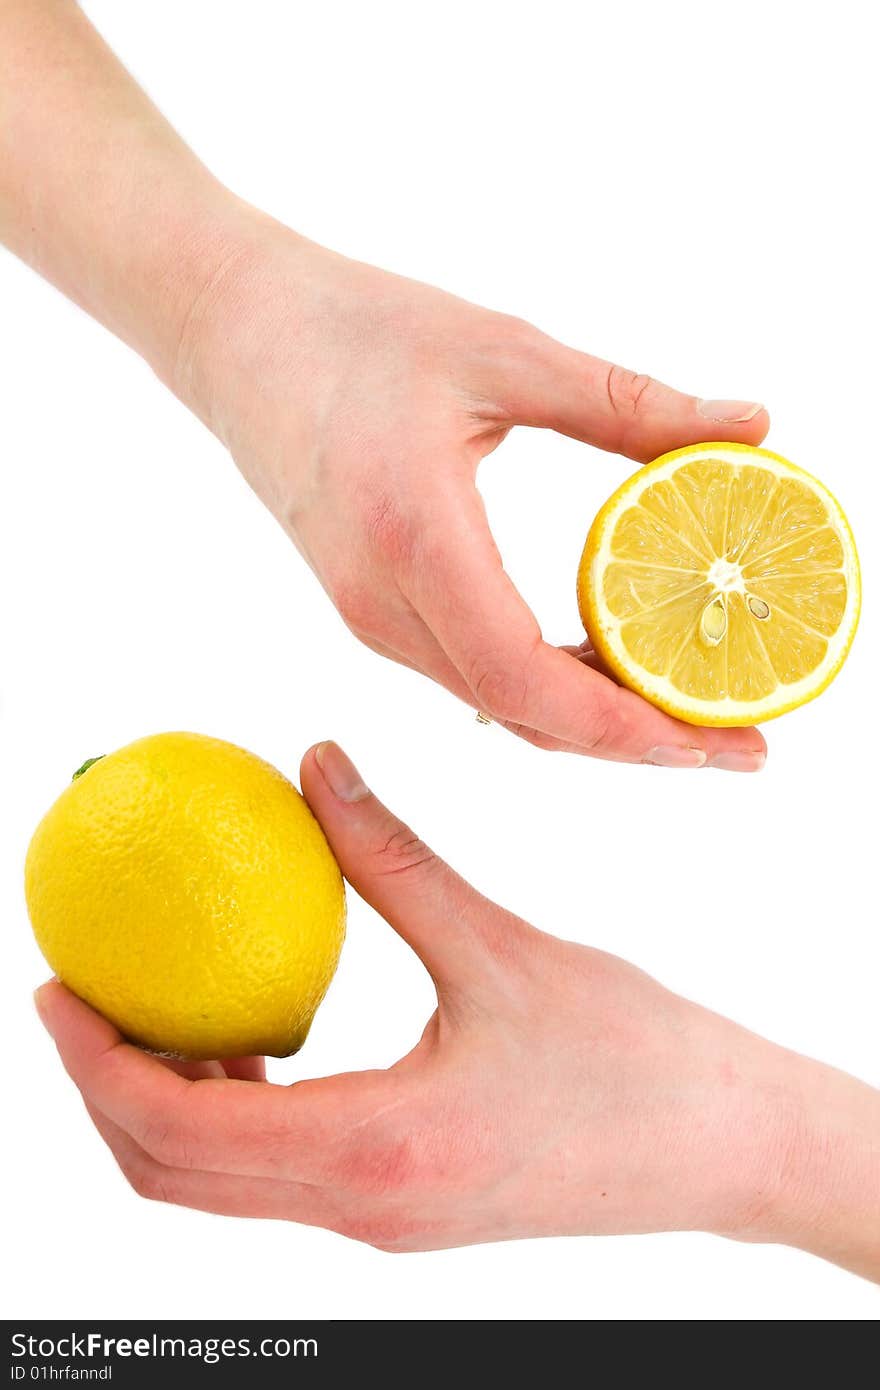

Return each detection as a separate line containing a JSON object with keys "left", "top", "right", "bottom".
{"left": 700, "top": 598, "right": 727, "bottom": 645}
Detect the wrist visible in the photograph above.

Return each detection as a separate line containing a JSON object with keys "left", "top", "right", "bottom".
{"left": 164, "top": 207, "right": 325, "bottom": 441}
{"left": 727, "top": 1050, "right": 880, "bottom": 1282}
{"left": 149, "top": 195, "right": 278, "bottom": 407}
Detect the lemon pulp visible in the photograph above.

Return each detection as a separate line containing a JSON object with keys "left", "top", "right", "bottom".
{"left": 577, "top": 443, "right": 860, "bottom": 726}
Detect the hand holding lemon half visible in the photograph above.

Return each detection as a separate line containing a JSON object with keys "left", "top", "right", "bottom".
{"left": 25, "top": 733, "right": 345, "bottom": 1060}
{"left": 578, "top": 443, "right": 860, "bottom": 725}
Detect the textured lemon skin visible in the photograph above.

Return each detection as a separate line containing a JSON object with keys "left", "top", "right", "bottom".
{"left": 577, "top": 442, "right": 861, "bottom": 726}
{"left": 25, "top": 733, "right": 346, "bottom": 1059}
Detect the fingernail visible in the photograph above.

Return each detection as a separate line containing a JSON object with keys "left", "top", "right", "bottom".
{"left": 314, "top": 741, "right": 370, "bottom": 802}
{"left": 696, "top": 399, "right": 764, "bottom": 423}
{"left": 708, "top": 751, "right": 766, "bottom": 773}
{"left": 644, "top": 745, "right": 708, "bottom": 769}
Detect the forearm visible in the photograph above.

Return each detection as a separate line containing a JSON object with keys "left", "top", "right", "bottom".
{"left": 0, "top": 0, "right": 257, "bottom": 383}
{"left": 754, "top": 1054, "right": 880, "bottom": 1282}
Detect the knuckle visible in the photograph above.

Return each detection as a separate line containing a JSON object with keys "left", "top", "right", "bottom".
{"left": 500, "top": 720, "right": 557, "bottom": 751}
{"left": 365, "top": 1226, "right": 420, "bottom": 1254}
{"left": 138, "top": 1115, "right": 196, "bottom": 1170}
{"left": 605, "top": 364, "right": 654, "bottom": 418}
{"left": 583, "top": 700, "right": 618, "bottom": 753}
{"left": 467, "top": 310, "right": 538, "bottom": 360}
{"left": 468, "top": 656, "right": 528, "bottom": 721}
{"left": 363, "top": 490, "right": 414, "bottom": 567}
{"left": 126, "top": 1160, "right": 178, "bottom": 1206}
{"left": 577, "top": 683, "right": 628, "bottom": 754}
{"left": 495, "top": 312, "right": 542, "bottom": 350}
{"left": 336, "top": 1210, "right": 425, "bottom": 1253}
{"left": 372, "top": 823, "right": 437, "bottom": 882}
{"left": 336, "top": 1114, "right": 424, "bottom": 1198}
{"left": 329, "top": 579, "right": 381, "bottom": 638}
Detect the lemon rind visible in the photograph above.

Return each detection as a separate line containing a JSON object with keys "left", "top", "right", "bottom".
{"left": 578, "top": 443, "right": 861, "bottom": 726}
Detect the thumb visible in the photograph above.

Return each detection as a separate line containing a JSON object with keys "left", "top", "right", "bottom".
{"left": 300, "top": 742, "right": 519, "bottom": 993}
{"left": 496, "top": 327, "right": 769, "bottom": 463}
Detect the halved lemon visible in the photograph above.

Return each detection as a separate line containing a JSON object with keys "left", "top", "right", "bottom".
{"left": 577, "top": 442, "right": 860, "bottom": 726}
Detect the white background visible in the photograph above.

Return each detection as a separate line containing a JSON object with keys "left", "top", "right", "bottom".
{"left": 2, "top": 0, "right": 877, "bottom": 1321}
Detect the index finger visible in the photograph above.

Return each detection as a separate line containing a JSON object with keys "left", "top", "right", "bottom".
{"left": 34, "top": 981, "right": 383, "bottom": 1183}
{"left": 402, "top": 487, "right": 767, "bottom": 769}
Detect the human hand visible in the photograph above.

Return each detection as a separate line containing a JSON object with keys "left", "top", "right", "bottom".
{"left": 0, "top": 2, "right": 766, "bottom": 768}
{"left": 175, "top": 225, "right": 769, "bottom": 770}
{"left": 35, "top": 743, "right": 880, "bottom": 1276}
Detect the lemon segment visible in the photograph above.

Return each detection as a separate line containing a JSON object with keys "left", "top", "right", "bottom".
{"left": 577, "top": 443, "right": 860, "bottom": 726}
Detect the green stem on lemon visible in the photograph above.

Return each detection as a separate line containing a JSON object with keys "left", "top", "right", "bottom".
{"left": 72, "top": 755, "right": 105, "bottom": 781}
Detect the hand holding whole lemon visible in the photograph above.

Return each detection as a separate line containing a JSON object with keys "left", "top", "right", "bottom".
{"left": 25, "top": 732, "right": 346, "bottom": 1059}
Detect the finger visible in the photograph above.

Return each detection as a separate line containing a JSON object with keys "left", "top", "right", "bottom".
{"left": 493, "top": 641, "right": 604, "bottom": 751}
{"left": 83, "top": 1101, "right": 334, "bottom": 1227}
{"left": 364, "top": 610, "right": 597, "bottom": 753}
{"left": 160, "top": 1058, "right": 226, "bottom": 1080}
{"left": 364, "top": 616, "right": 589, "bottom": 753}
{"left": 221, "top": 1056, "right": 266, "bottom": 1082}
{"left": 560, "top": 639, "right": 604, "bottom": 673}
{"left": 121, "top": 1051, "right": 263, "bottom": 1083}
{"left": 495, "top": 715, "right": 593, "bottom": 755}
{"left": 503, "top": 641, "right": 655, "bottom": 751}
{"left": 344, "top": 571, "right": 606, "bottom": 754}
{"left": 301, "top": 742, "right": 533, "bottom": 990}
{"left": 34, "top": 980, "right": 384, "bottom": 1182}
{"left": 496, "top": 329, "right": 769, "bottom": 463}
{"left": 351, "top": 608, "right": 476, "bottom": 703}
{"left": 404, "top": 490, "right": 767, "bottom": 768}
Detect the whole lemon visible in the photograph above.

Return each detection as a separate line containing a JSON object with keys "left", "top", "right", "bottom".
{"left": 25, "top": 732, "right": 345, "bottom": 1059}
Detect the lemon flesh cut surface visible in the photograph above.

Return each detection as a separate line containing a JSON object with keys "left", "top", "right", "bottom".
{"left": 577, "top": 443, "right": 860, "bottom": 726}
{"left": 25, "top": 732, "right": 346, "bottom": 1059}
